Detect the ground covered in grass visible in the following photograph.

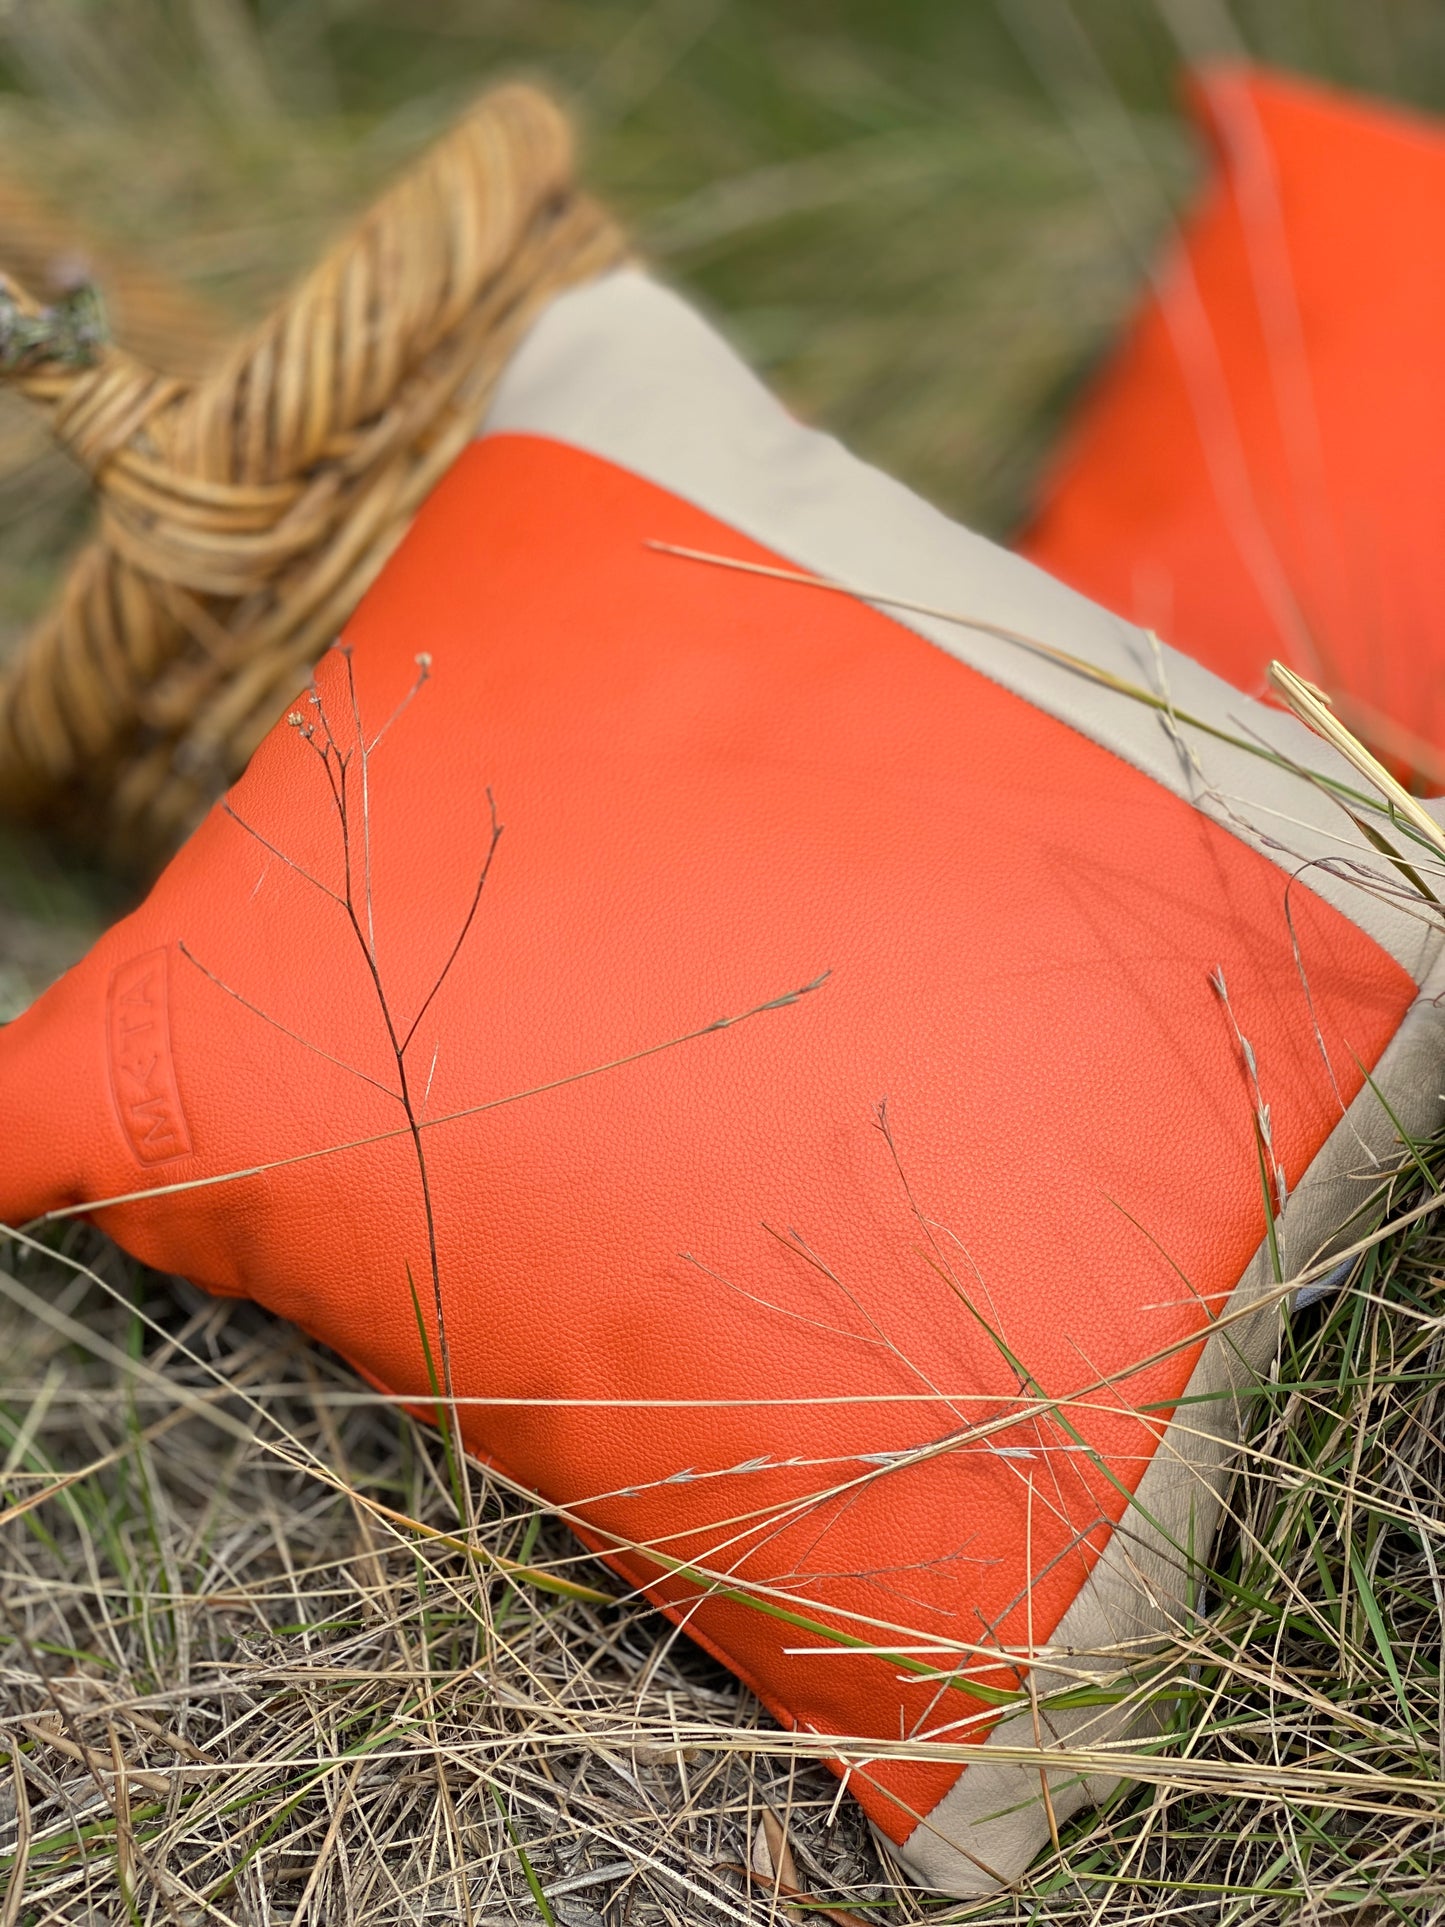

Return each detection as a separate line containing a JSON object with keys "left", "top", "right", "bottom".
{"left": 7, "top": 1144, "right": 1445, "bottom": 1923}
{"left": 4, "top": 3, "right": 1445, "bottom": 1922}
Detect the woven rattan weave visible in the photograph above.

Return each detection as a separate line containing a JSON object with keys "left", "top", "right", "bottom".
{"left": 0, "top": 83, "right": 627, "bottom": 867}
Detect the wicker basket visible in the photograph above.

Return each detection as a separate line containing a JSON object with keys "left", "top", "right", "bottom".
{"left": 0, "top": 83, "right": 627, "bottom": 870}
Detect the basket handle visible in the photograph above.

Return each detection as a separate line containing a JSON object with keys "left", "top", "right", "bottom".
{"left": 0, "top": 83, "right": 627, "bottom": 863}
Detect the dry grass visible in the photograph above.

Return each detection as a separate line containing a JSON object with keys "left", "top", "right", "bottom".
{"left": 7, "top": 1131, "right": 1445, "bottom": 1923}
{"left": 5, "top": 2, "right": 1445, "bottom": 1922}
{"left": 0, "top": 1232, "right": 892, "bottom": 1925}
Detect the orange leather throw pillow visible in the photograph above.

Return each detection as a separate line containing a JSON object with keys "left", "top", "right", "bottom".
{"left": 3, "top": 270, "right": 1443, "bottom": 1897}
{"left": 1018, "top": 63, "right": 1445, "bottom": 783}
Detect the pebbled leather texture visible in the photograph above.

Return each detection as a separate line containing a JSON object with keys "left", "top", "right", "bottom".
{"left": 1018, "top": 63, "right": 1445, "bottom": 778}
{"left": 0, "top": 431, "right": 1416, "bottom": 1851}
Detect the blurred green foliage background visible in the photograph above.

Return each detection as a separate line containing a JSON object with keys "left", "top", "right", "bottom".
{"left": 0, "top": 0, "right": 1442, "bottom": 995}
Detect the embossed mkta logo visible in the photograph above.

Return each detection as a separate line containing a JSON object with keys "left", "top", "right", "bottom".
{"left": 107, "top": 949, "right": 193, "bottom": 1165}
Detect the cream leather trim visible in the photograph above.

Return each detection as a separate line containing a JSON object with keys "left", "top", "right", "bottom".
{"left": 894, "top": 970, "right": 1445, "bottom": 1895}
{"left": 481, "top": 269, "right": 1439, "bottom": 982}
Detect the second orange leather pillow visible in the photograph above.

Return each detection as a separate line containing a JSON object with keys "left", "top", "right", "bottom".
{"left": 1018, "top": 64, "right": 1445, "bottom": 780}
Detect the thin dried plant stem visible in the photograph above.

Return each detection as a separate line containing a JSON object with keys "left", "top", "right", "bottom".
{"left": 1268, "top": 660, "right": 1445, "bottom": 859}
{"left": 0, "top": 1748, "right": 31, "bottom": 1927}
{"left": 27, "top": 972, "right": 832, "bottom": 1228}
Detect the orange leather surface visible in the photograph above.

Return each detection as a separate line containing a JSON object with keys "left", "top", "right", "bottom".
{"left": 0, "top": 434, "right": 1415, "bottom": 1840}
{"left": 1018, "top": 65, "right": 1445, "bottom": 778}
